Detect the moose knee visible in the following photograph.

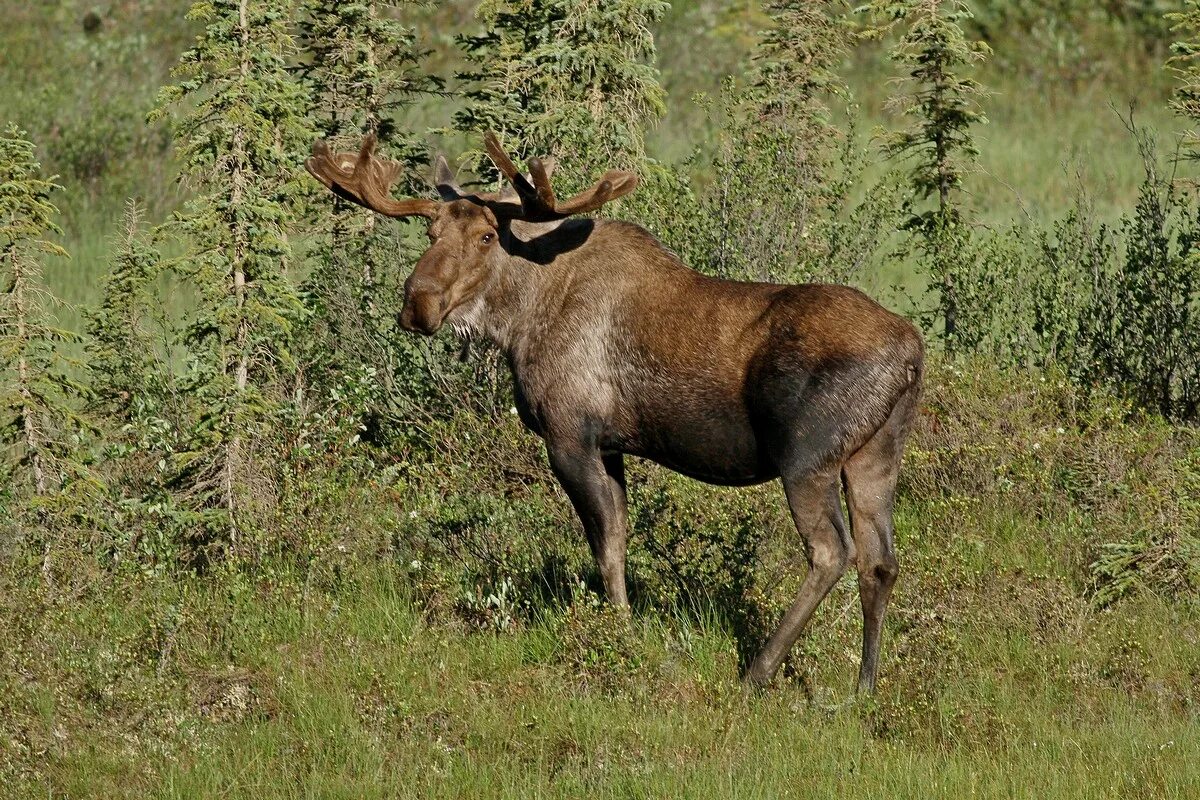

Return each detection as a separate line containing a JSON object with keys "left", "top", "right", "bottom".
{"left": 877, "top": 555, "right": 899, "bottom": 586}
{"left": 810, "top": 539, "right": 850, "bottom": 578}
{"left": 862, "top": 552, "right": 898, "bottom": 591}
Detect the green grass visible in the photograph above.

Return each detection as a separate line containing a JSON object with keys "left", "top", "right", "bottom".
{"left": 3, "top": 541, "right": 1196, "bottom": 799}
{"left": 2, "top": 361, "right": 1197, "bottom": 797}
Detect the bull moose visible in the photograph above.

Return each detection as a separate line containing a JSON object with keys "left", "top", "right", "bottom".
{"left": 305, "top": 132, "right": 924, "bottom": 693}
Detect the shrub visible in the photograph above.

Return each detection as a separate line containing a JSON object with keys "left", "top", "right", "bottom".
{"left": 906, "top": 357, "right": 1200, "bottom": 604}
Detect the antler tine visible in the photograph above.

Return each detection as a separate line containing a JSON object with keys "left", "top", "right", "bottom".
{"left": 555, "top": 170, "right": 639, "bottom": 216}
{"left": 353, "top": 133, "right": 377, "bottom": 176}
{"left": 481, "top": 131, "right": 640, "bottom": 221}
{"left": 483, "top": 131, "right": 539, "bottom": 203}
{"left": 556, "top": 179, "right": 613, "bottom": 216}
{"left": 306, "top": 140, "right": 346, "bottom": 190}
{"left": 305, "top": 134, "right": 438, "bottom": 219}
{"left": 527, "top": 157, "right": 557, "bottom": 210}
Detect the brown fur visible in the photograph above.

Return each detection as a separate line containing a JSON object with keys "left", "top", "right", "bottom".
{"left": 310, "top": 137, "right": 925, "bottom": 694}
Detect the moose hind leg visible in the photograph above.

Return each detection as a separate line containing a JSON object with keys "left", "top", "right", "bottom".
{"left": 746, "top": 471, "right": 850, "bottom": 687}
{"left": 843, "top": 390, "right": 914, "bottom": 694}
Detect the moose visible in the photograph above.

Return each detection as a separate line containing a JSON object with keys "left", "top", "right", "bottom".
{"left": 305, "top": 132, "right": 924, "bottom": 693}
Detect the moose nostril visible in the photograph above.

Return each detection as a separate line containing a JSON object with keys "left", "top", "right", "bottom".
{"left": 399, "top": 291, "right": 444, "bottom": 335}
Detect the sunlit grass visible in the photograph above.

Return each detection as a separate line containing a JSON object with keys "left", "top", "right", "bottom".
{"left": 6, "top": 549, "right": 1193, "bottom": 799}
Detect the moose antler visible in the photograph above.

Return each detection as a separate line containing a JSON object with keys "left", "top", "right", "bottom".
{"left": 482, "top": 132, "right": 639, "bottom": 221}
{"left": 305, "top": 134, "right": 439, "bottom": 218}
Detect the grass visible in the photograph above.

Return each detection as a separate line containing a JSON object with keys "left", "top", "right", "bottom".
{"left": 3, "top": 544, "right": 1196, "bottom": 799}
{"left": 4, "top": 358, "right": 1199, "bottom": 797}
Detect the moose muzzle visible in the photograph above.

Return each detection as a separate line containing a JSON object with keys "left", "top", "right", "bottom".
{"left": 399, "top": 275, "right": 447, "bottom": 335}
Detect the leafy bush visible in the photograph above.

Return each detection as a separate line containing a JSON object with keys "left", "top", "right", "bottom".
{"left": 943, "top": 121, "right": 1200, "bottom": 422}
{"left": 552, "top": 591, "right": 650, "bottom": 694}
{"left": 907, "top": 358, "right": 1200, "bottom": 604}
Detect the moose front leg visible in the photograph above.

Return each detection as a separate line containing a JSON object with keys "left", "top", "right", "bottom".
{"left": 547, "top": 445, "right": 630, "bottom": 606}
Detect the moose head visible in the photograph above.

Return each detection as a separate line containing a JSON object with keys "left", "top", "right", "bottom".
{"left": 305, "top": 132, "right": 638, "bottom": 336}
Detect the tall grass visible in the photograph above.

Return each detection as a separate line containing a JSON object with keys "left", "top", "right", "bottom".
{"left": 3, "top": 361, "right": 1197, "bottom": 797}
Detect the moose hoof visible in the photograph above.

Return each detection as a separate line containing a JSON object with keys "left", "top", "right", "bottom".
{"left": 744, "top": 658, "right": 777, "bottom": 691}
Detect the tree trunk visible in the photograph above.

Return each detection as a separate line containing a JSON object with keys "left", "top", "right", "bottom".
{"left": 223, "top": 0, "right": 253, "bottom": 549}
{"left": 6, "top": 245, "right": 47, "bottom": 498}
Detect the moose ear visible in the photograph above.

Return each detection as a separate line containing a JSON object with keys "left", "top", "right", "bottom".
{"left": 432, "top": 154, "right": 464, "bottom": 201}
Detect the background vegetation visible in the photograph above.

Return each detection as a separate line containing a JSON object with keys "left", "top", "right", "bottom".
{"left": 1, "top": 1, "right": 1198, "bottom": 797}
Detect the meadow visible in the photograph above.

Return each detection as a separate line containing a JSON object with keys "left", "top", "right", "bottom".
{"left": 1, "top": 2, "right": 1198, "bottom": 798}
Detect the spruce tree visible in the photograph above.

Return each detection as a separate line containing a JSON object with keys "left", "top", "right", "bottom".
{"left": 83, "top": 200, "right": 183, "bottom": 530}
{"left": 872, "top": 0, "right": 989, "bottom": 344}
{"left": 86, "top": 200, "right": 166, "bottom": 425}
{"left": 296, "top": 0, "right": 442, "bottom": 433}
{"left": 1168, "top": 1, "right": 1200, "bottom": 162}
{"left": 0, "top": 125, "right": 94, "bottom": 560}
{"left": 704, "top": 0, "right": 862, "bottom": 283}
{"left": 150, "top": 0, "right": 313, "bottom": 550}
{"left": 752, "top": 0, "right": 853, "bottom": 143}
{"left": 454, "top": 0, "right": 668, "bottom": 185}
{"left": 299, "top": 0, "right": 437, "bottom": 167}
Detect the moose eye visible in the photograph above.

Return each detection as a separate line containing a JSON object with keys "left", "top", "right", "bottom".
{"left": 481, "top": 232, "right": 495, "bottom": 245}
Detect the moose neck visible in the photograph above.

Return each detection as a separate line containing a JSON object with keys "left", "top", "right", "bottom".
{"left": 453, "top": 218, "right": 595, "bottom": 353}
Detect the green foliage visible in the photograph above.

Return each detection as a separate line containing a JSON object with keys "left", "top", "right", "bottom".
{"left": 628, "top": 2, "right": 905, "bottom": 287}
{"left": 1168, "top": 0, "right": 1200, "bottom": 161}
{"left": 753, "top": 0, "right": 854, "bottom": 132}
{"left": 298, "top": 0, "right": 441, "bottom": 164}
{"left": 700, "top": 87, "right": 904, "bottom": 283}
{"left": 970, "top": 2, "right": 1171, "bottom": 86}
{"left": 941, "top": 119, "right": 1200, "bottom": 424}
{"left": 81, "top": 201, "right": 189, "bottom": 566}
{"left": 1085, "top": 146, "right": 1200, "bottom": 420}
{"left": 454, "top": 0, "right": 668, "bottom": 183}
{"left": 396, "top": 415, "right": 589, "bottom": 627}
{"left": 873, "top": 0, "right": 990, "bottom": 209}
{"left": 294, "top": 0, "right": 445, "bottom": 455}
{"left": 0, "top": 125, "right": 96, "bottom": 543}
{"left": 871, "top": 0, "right": 990, "bottom": 346}
{"left": 553, "top": 592, "right": 649, "bottom": 693}
{"left": 2, "top": 15, "right": 1200, "bottom": 790}
{"left": 149, "top": 0, "right": 315, "bottom": 552}
{"left": 1024, "top": 199, "right": 1114, "bottom": 368}
{"left": 896, "top": 206, "right": 974, "bottom": 342}
{"left": 2, "top": 359, "right": 1199, "bottom": 794}
{"left": 629, "top": 471, "right": 789, "bottom": 673}
{"left": 693, "top": 2, "right": 900, "bottom": 284}
{"left": 908, "top": 358, "right": 1200, "bottom": 606}
{"left": 85, "top": 201, "right": 167, "bottom": 425}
